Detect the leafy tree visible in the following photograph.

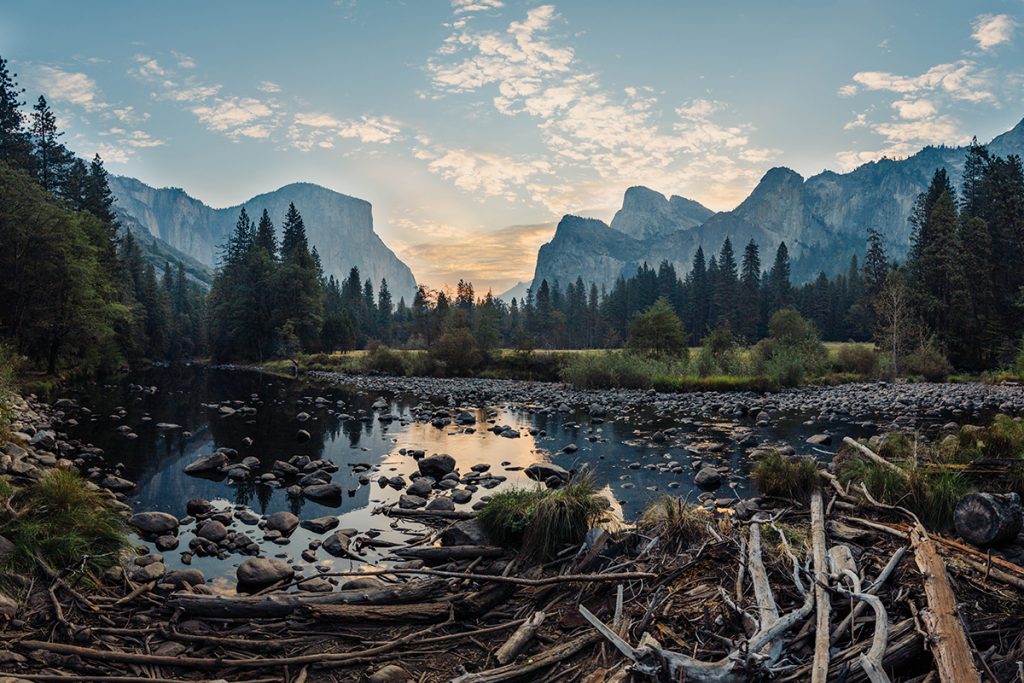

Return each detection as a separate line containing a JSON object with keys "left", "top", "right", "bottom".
{"left": 626, "top": 298, "right": 687, "bottom": 358}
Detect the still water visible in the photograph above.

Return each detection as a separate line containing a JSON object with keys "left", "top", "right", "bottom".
{"left": 63, "top": 365, "right": 863, "bottom": 587}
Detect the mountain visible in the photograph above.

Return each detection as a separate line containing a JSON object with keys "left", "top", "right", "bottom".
{"left": 519, "top": 117, "right": 1024, "bottom": 293}
{"left": 115, "top": 208, "right": 214, "bottom": 286}
{"left": 108, "top": 177, "right": 418, "bottom": 301}
{"left": 498, "top": 280, "right": 532, "bottom": 303}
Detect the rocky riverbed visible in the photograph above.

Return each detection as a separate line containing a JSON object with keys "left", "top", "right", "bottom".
{"left": 2, "top": 366, "right": 1022, "bottom": 593}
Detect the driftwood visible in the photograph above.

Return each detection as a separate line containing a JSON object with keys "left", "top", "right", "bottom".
{"left": 494, "top": 610, "right": 545, "bottom": 665}
{"left": 830, "top": 546, "right": 907, "bottom": 644}
{"left": 304, "top": 601, "right": 451, "bottom": 622}
{"left": 168, "top": 577, "right": 446, "bottom": 618}
{"left": 450, "top": 631, "right": 601, "bottom": 683}
{"left": 392, "top": 545, "right": 507, "bottom": 561}
{"left": 952, "top": 492, "right": 1022, "bottom": 547}
{"left": 909, "top": 523, "right": 982, "bottom": 683}
{"left": 810, "top": 487, "right": 831, "bottom": 683}
{"left": 378, "top": 506, "right": 477, "bottom": 520}
{"left": 842, "top": 436, "right": 909, "bottom": 479}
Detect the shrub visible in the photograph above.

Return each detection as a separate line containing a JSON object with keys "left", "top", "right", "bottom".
{"left": 763, "top": 346, "right": 810, "bottom": 387}
{"left": 751, "top": 309, "right": 829, "bottom": 385}
{"left": 696, "top": 326, "right": 743, "bottom": 377}
{"left": 626, "top": 298, "right": 688, "bottom": 359}
{"left": 835, "top": 345, "right": 880, "bottom": 377}
{"left": 479, "top": 476, "right": 608, "bottom": 560}
{"left": 560, "top": 351, "right": 667, "bottom": 389}
{"left": 751, "top": 451, "right": 819, "bottom": 504}
{"left": 0, "top": 470, "right": 128, "bottom": 581}
{"left": 903, "top": 340, "right": 951, "bottom": 381}
{"left": 639, "top": 496, "right": 715, "bottom": 548}
{"left": 361, "top": 344, "right": 409, "bottom": 376}
{"left": 429, "top": 313, "right": 483, "bottom": 375}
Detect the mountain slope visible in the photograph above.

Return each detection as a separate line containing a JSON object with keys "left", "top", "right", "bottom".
{"left": 520, "top": 117, "right": 1024, "bottom": 293}
{"left": 109, "top": 177, "right": 418, "bottom": 301}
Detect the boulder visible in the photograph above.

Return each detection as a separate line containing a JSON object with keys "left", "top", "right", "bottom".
{"left": 184, "top": 452, "right": 227, "bottom": 474}
{"left": 398, "top": 494, "right": 427, "bottom": 509}
{"left": 265, "top": 511, "right": 299, "bottom": 535}
{"left": 130, "top": 561, "right": 166, "bottom": 583}
{"left": 806, "top": 434, "right": 832, "bottom": 446}
{"left": 300, "top": 516, "right": 339, "bottom": 533}
{"left": 128, "top": 511, "right": 179, "bottom": 535}
{"left": 426, "top": 496, "right": 455, "bottom": 512}
{"left": 196, "top": 520, "right": 228, "bottom": 543}
{"left": 236, "top": 557, "right": 293, "bottom": 591}
{"left": 525, "top": 462, "right": 569, "bottom": 482}
{"left": 418, "top": 454, "right": 456, "bottom": 478}
{"left": 322, "top": 531, "right": 353, "bottom": 557}
{"left": 441, "top": 519, "right": 490, "bottom": 547}
{"left": 163, "top": 568, "right": 205, "bottom": 589}
{"left": 694, "top": 467, "right": 722, "bottom": 489}
{"left": 303, "top": 483, "right": 341, "bottom": 500}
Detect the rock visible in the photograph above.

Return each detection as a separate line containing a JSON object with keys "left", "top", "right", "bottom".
{"left": 399, "top": 494, "right": 427, "bottom": 509}
{"left": 128, "top": 511, "right": 179, "bottom": 535}
{"left": 131, "top": 561, "right": 166, "bottom": 583}
{"left": 297, "top": 577, "right": 333, "bottom": 592}
{"left": 418, "top": 454, "right": 456, "bottom": 478}
{"left": 524, "top": 462, "right": 569, "bottom": 482}
{"left": 163, "top": 568, "right": 205, "bottom": 588}
{"left": 296, "top": 429, "right": 311, "bottom": 443}
{"left": 367, "top": 664, "right": 413, "bottom": 683}
{"left": 806, "top": 434, "right": 832, "bottom": 446}
{"left": 341, "top": 576, "right": 385, "bottom": 590}
{"left": 196, "top": 520, "right": 228, "bottom": 542}
{"left": 441, "top": 519, "right": 490, "bottom": 547}
{"left": 155, "top": 535, "right": 179, "bottom": 551}
{"left": 407, "top": 477, "right": 434, "bottom": 497}
{"left": 694, "top": 467, "right": 722, "bottom": 489}
{"left": 300, "top": 516, "right": 339, "bottom": 533}
{"left": 322, "top": 531, "right": 352, "bottom": 557}
{"left": 265, "top": 511, "right": 299, "bottom": 535}
{"left": 426, "top": 496, "right": 455, "bottom": 512}
{"left": 303, "top": 483, "right": 341, "bottom": 500}
{"left": 101, "top": 474, "right": 135, "bottom": 492}
{"left": 28, "top": 430, "right": 56, "bottom": 450}
{"left": 451, "top": 489, "right": 473, "bottom": 504}
{"left": 153, "top": 642, "right": 187, "bottom": 657}
{"left": 236, "top": 557, "right": 293, "bottom": 591}
{"left": 186, "top": 498, "right": 214, "bottom": 516}
{"left": 184, "top": 452, "right": 227, "bottom": 474}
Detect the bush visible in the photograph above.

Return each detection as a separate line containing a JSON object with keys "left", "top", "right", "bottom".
{"left": 750, "top": 309, "right": 829, "bottom": 386}
{"left": 626, "top": 298, "right": 688, "bottom": 359}
{"left": 751, "top": 451, "right": 819, "bottom": 504}
{"left": 904, "top": 340, "right": 951, "bottom": 381}
{"left": 361, "top": 344, "right": 409, "bottom": 376}
{"left": 639, "top": 497, "right": 715, "bottom": 548}
{"left": 478, "top": 476, "right": 608, "bottom": 560}
{"left": 560, "top": 351, "right": 669, "bottom": 389}
{"left": 429, "top": 313, "right": 483, "bottom": 375}
{"left": 835, "top": 345, "right": 880, "bottom": 377}
{"left": 695, "top": 326, "right": 743, "bottom": 377}
{"left": 0, "top": 470, "right": 128, "bottom": 581}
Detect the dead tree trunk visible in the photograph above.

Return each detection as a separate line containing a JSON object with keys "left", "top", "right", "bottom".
{"left": 953, "top": 492, "right": 1022, "bottom": 547}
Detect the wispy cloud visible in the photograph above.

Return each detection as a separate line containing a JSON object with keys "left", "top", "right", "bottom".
{"left": 971, "top": 13, "right": 1016, "bottom": 51}
{"left": 425, "top": 4, "right": 775, "bottom": 213}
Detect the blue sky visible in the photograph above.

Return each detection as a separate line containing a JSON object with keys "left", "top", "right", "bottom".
{"left": 4, "top": 0, "right": 1023, "bottom": 291}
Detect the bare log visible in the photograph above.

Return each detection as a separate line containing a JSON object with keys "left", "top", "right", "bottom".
{"left": 909, "top": 523, "right": 981, "bottom": 683}
{"left": 842, "top": 437, "right": 909, "bottom": 479}
{"left": 845, "top": 590, "right": 892, "bottom": 683}
{"left": 450, "top": 631, "right": 601, "bottom": 683}
{"left": 378, "top": 506, "right": 476, "bottom": 520}
{"left": 168, "top": 577, "right": 446, "bottom": 618}
{"left": 392, "top": 545, "right": 507, "bottom": 561}
{"left": 831, "top": 546, "right": 907, "bottom": 644}
{"left": 953, "top": 492, "right": 1022, "bottom": 547}
{"left": 304, "top": 601, "right": 450, "bottom": 622}
{"left": 495, "top": 610, "right": 546, "bottom": 665}
{"left": 810, "top": 487, "right": 831, "bottom": 683}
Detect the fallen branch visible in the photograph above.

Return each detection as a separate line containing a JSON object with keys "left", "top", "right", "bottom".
{"left": 810, "top": 487, "right": 831, "bottom": 683}
{"left": 842, "top": 437, "right": 909, "bottom": 480}
{"left": 450, "top": 631, "right": 601, "bottom": 683}
{"left": 495, "top": 610, "right": 545, "bottom": 665}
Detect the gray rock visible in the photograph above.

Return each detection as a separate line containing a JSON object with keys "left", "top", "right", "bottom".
{"left": 163, "top": 568, "right": 205, "bottom": 588}
{"left": 130, "top": 561, "right": 166, "bottom": 583}
{"left": 426, "top": 496, "right": 455, "bottom": 512}
{"left": 236, "top": 557, "right": 293, "bottom": 591}
{"left": 366, "top": 664, "right": 413, "bottom": 683}
{"left": 184, "top": 452, "right": 227, "bottom": 474}
{"left": 196, "top": 520, "right": 228, "bottom": 542}
{"left": 418, "top": 453, "right": 456, "bottom": 478}
{"left": 300, "top": 516, "right": 339, "bottom": 533}
{"left": 265, "top": 511, "right": 299, "bottom": 535}
{"left": 525, "top": 462, "right": 569, "bottom": 482}
{"left": 694, "top": 467, "right": 722, "bottom": 489}
{"left": 303, "top": 483, "right": 341, "bottom": 500}
{"left": 806, "top": 434, "right": 832, "bottom": 446}
{"left": 441, "top": 519, "right": 490, "bottom": 546}
{"left": 128, "top": 511, "right": 179, "bottom": 535}
{"left": 322, "top": 531, "right": 352, "bottom": 557}
{"left": 398, "top": 494, "right": 427, "bottom": 509}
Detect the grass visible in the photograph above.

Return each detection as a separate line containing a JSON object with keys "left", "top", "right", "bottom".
{"left": 638, "top": 496, "right": 718, "bottom": 548}
{"left": 751, "top": 451, "right": 820, "bottom": 504}
{"left": 478, "top": 475, "right": 608, "bottom": 560}
{"left": 0, "top": 470, "right": 129, "bottom": 583}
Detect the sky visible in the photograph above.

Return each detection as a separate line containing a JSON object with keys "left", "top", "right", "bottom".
{"left": 3, "top": 0, "right": 1023, "bottom": 293}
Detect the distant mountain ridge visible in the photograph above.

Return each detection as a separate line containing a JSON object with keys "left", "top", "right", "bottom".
{"left": 108, "top": 177, "right": 418, "bottom": 301}
{"left": 520, "top": 117, "right": 1024, "bottom": 298}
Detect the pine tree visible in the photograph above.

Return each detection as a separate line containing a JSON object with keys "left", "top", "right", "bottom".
{"left": 280, "top": 202, "right": 307, "bottom": 260}
{"left": 738, "top": 239, "right": 761, "bottom": 341}
{"left": 767, "top": 242, "right": 792, "bottom": 313}
{"left": 29, "top": 96, "right": 70, "bottom": 195}
{"left": 714, "top": 238, "right": 739, "bottom": 331}
{"left": 254, "top": 208, "right": 277, "bottom": 256}
{"left": 0, "top": 56, "right": 30, "bottom": 169}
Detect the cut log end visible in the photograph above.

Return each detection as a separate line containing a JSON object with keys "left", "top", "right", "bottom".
{"left": 953, "top": 492, "right": 1022, "bottom": 547}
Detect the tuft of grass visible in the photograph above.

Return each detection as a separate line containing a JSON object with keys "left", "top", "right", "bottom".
{"left": 0, "top": 470, "right": 128, "bottom": 582}
{"left": 477, "top": 488, "right": 545, "bottom": 548}
{"left": 479, "top": 475, "right": 608, "bottom": 561}
{"left": 751, "top": 451, "right": 820, "bottom": 504}
{"left": 638, "top": 496, "right": 715, "bottom": 548}
{"left": 979, "top": 415, "right": 1024, "bottom": 459}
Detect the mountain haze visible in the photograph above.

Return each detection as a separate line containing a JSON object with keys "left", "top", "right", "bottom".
{"left": 109, "top": 178, "right": 418, "bottom": 301}
{"left": 522, "top": 117, "right": 1024, "bottom": 297}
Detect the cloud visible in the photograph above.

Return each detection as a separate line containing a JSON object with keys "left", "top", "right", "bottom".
{"left": 451, "top": 0, "right": 503, "bottom": 14}
{"left": 36, "top": 66, "right": 104, "bottom": 111}
{"left": 191, "top": 96, "right": 277, "bottom": 139}
{"left": 971, "top": 13, "right": 1016, "bottom": 50}
{"left": 850, "top": 61, "right": 994, "bottom": 103}
{"left": 289, "top": 112, "right": 401, "bottom": 150}
{"left": 172, "top": 50, "right": 197, "bottom": 69}
{"left": 426, "top": 5, "right": 774, "bottom": 213}
{"left": 257, "top": 80, "right": 281, "bottom": 93}
{"left": 891, "top": 98, "right": 936, "bottom": 120}
{"left": 414, "top": 144, "right": 552, "bottom": 199}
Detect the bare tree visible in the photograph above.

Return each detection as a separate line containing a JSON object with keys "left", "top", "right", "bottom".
{"left": 874, "top": 270, "right": 914, "bottom": 376}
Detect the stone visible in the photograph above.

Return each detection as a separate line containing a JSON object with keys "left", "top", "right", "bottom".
{"left": 0, "top": 536, "right": 13, "bottom": 561}
{"left": 184, "top": 452, "right": 227, "bottom": 474}
{"left": 266, "top": 511, "right": 299, "bottom": 535}
{"left": 418, "top": 453, "right": 456, "bottom": 478}
{"left": 128, "top": 511, "right": 179, "bottom": 535}
{"left": 131, "top": 561, "right": 166, "bottom": 583}
{"left": 398, "top": 494, "right": 427, "bottom": 509}
{"left": 426, "top": 496, "right": 454, "bottom": 512}
{"left": 694, "top": 467, "right": 722, "bottom": 489}
{"left": 300, "top": 516, "right": 339, "bottom": 533}
{"left": 163, "top": 568, "right": 205, "bottom": 588}
{"left": 441, "top": 519, "right": 490, "bottom": 547}
{"left": 186, "top": 498, "right": 214, "bottom": 516}
{"left": 236, "top": 557, "right": 293, "bottom": 591}
{"left": 303, "top": 483, "right": 341, "bottom": 500}
{"left": 297, "top": 577, "right": 333, "bottom": 592}
{"left": 0, "top": 591, "right": 17, "bottom": 620}
{"left": 296, "top": 429, "right": 311, "bottom": 443}
{"left": 322, "top": 531, "right": 352, "bottom": 557}
{"left": 101, "top": 474, "right": 135, "bottom": 492}
{"left": 367, "top": 664, "right": 413, "bottom": 683}
{"left": 155, "top": 535, "right": 179, "bottom": 551}
{"left": 341, "top": 576, "right": 386, "bottom": 590}
{"left": 407, "top": 477, "right": 434, "bottom": 497}
{"left": 524, "top": 462, "right": 569, "bottom": 482}
{"left": 806, "top": 434, "right": 832, "bottom": 446}
{"left": 196, "top": 520, "right": 228, "bottom": 543}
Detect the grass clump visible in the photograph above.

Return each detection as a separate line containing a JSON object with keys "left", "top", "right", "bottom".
{"left": 0, "top": 470, "right": 128, "bottom": 581}
{"left": 835, "top": 345, "right": 880, "bottom": 377}
{"left": 751, "top": 451, "right": 820, "bottom": 504}
{"left": 638, "top": 496, "right": 716, "bottom": 548}
{"left": 478, "top": 475, "right": 608, "bottom": 560}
